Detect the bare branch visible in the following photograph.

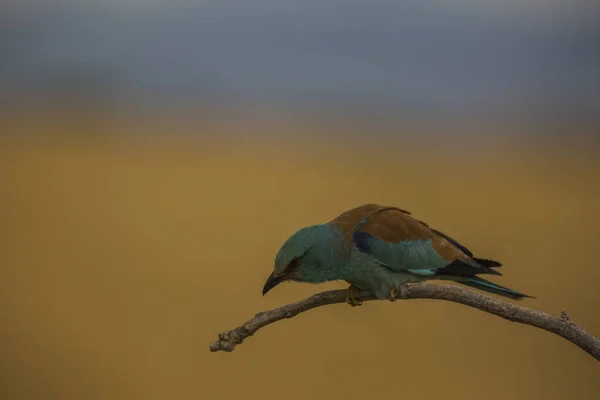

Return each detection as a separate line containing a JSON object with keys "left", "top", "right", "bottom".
{"left": 209, "top": 283, "right": 600, "bottom": 361}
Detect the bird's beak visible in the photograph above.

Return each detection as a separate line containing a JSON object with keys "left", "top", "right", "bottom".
{"left": 262, "top": 271, "right": 287, "bottom": 296}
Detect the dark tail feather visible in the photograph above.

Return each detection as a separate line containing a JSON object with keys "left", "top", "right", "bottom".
{"left": 472, "top": 258, "right": 502, "bottom": 268}
{"left": 436, "top": 259, "right": 502, "bottom": 277}
{"left": 458, "top": 276, "right": 533, "bottom": 300}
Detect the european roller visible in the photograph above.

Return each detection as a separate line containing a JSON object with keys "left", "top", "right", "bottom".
{"left": 262, "top": 204, "right": 531, "bottom": 305}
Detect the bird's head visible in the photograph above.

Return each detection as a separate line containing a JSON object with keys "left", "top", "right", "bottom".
{"left": 262, "top": 224, "right": 331, "bottom": 296}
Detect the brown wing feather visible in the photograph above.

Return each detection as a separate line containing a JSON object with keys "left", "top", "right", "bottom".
{"left": 329, "top": 204, "right": 404, "bottom": 242}
{"left": 330, "top": 204, "right": 466, "bottom": 263}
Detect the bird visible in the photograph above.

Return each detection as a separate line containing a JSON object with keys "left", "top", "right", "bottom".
{"left": 262, "top": 204, "right": 531, "bottom": 306}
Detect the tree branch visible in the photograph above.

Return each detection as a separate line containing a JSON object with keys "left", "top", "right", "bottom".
{"left": 209, "top": 283, "right": 600, "bottom": 361}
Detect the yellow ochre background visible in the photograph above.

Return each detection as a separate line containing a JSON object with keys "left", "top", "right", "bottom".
{"left": 1, "top": 113, "right": 599, "bottom": 400}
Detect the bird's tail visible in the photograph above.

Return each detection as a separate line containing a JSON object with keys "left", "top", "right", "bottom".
{"left": 472, "top": 257, "right": 502, "bottom": 268}
{"left": 458, "top": 276, "right": 533, "bottom": 300}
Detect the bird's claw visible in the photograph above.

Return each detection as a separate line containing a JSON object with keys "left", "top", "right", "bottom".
{"left": 388, "top": 286, "right": 400, "bottom": 302}
{"left": 346, "top": 285, "right": 363, "bottom": 307}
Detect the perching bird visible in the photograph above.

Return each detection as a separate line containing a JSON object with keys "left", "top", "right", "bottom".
{"left": 262, "top": 204, "right": 531, "bottom": 305}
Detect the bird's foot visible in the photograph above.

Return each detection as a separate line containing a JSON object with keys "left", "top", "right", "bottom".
{"left": 346, "top": 285, "right": 363, "bottom": 307}
{"left": 388, "top": 286, "right": 400, "bottom": 302}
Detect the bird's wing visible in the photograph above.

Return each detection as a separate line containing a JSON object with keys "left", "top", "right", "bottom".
{"left": 334, "top": 205, "right": 497, "bottom": 277}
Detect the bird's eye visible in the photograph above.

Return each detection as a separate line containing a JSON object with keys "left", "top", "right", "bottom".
{"left": 286, "top": 257, "right": 301, "bottom": 272}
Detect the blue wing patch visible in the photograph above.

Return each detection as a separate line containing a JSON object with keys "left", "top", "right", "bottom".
{"left": 352, "top": 230, "right": 372, "bottom": 253}
{"left": 352, "top": 230, "right": 449, "bottom": 272}
{"left": 407, "top": 268, "right": 439, "bottom": 276}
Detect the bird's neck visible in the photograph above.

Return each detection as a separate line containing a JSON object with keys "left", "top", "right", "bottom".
{"left": 301, "top": 224, "right": 349, "bottom": 283}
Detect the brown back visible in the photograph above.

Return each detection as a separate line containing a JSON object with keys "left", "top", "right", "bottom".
{"left": 330, "top": 203, "right": 466, "bottom": 262}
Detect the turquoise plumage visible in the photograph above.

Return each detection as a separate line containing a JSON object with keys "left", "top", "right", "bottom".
{"left": 263, "top": 204, "right": 531, "bottom": 304}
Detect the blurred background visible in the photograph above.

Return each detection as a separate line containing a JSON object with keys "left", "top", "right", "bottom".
{"left": 1, "top": 1, "right": 599, "bottom": 399}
